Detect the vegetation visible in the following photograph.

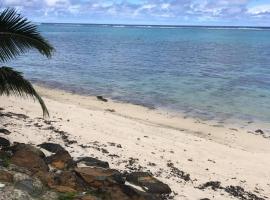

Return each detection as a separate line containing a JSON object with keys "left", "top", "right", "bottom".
{"left": 0, "top": 8, "right": 54, "bottom": 117}
{"left": 58, "top": 192, "right": 76, "bottom": 200}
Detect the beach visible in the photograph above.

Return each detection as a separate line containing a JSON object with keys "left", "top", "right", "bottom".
{"left": 1, "top": 84, "right": 270, "bottom": 200}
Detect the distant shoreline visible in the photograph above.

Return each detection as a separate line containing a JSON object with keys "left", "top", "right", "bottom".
{"left": 38, "top": 22, "right": 270, "bottom": 29}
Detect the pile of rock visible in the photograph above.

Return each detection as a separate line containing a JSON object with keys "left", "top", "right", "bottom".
{"left": 0, "top": 139, "right": 172, "bottom": 200}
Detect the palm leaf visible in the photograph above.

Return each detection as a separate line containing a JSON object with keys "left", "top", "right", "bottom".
{"left": 0, "top": 66, "right": 49, "bottom": 117}
{"left": 0, "top": 8, "right": 54, "bottom": 62}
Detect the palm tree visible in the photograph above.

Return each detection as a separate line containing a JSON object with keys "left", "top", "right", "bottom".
{"left": 0, "top": 8, "right": 54, "bottom": 117}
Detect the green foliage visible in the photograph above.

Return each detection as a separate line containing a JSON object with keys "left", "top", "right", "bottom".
{"left": 0, "top": 154, "right": 10, "bottom": 168}
{"left": 0, "top": 67, "right": 49, "bottom": 117}
{"left": 0, "top": 8, "right": 54, "bottom": 62}
{"left": 58, "top": 192, "right": 76, "bottom": 200}
{"left": 0, "top": 8, "right": 54, "bottom": 117}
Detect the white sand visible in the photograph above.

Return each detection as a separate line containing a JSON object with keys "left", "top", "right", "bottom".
{"left": 1, "top": 85, "right": 270, "bottom": 199}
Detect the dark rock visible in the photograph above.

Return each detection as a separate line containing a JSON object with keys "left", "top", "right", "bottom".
{"left": 38, "top": 143, "right": 65, "bottom": 153}
{"left": 75, "top": 167, "right": 124, "bottom": 188}
{"left": 126, "top": 172, "right": 171, "bottom": 194}
{"left": 101, "top": 148, "right": 109, "bottom": 154}
{"left": 106, "top": 184, "right": 161, "bottom": 200}
{"left": 97, "top": 96, "right": 108, "bottom": 102}
{"left": 0, "top": 137, "right": 10, "bottom": 148}
{"left": 255, "top": 129, "right": 264, "bottom": 135}
{"left": 0, "top": 128, "right": 11, "bottom": 135}
{"left": 45, "top": 150, "right": 75, "bottom": 170}
{"left": 105, "top": 109, "right": 115, "bottom": 112}
{"left": 76, "top": 157, "right": 109, "bottom": 168}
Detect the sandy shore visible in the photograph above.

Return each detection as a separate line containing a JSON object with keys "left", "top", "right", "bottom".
{"left": 1, "top": 84, "right": 270, "bottom": 199}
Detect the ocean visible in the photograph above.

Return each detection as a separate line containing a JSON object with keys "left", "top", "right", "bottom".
{"left": 7, "top": 23, "right": 270, "bottom": 124}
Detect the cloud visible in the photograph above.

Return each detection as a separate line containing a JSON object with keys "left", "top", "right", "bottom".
{"left": 1, "top": 0, "right": 270, "bottom": 25}
{"left": 248, "top": 4, "right": 270, "bottom": 15}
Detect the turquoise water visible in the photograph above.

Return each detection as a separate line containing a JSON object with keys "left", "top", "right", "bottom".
{"left": 7, "top": 24, "right": 270, "bottom": 123}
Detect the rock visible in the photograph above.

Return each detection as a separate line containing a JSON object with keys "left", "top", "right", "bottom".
{"left": 0, "top": 128, "right": 11, "bottom": 135}
{"left": 0, "top": 137, "right": 10, "bottom": 148}
{"left": 9, "top": 143, "right": 46, "bottom": 158}
{"left": 76, "top": 157, "right": 109, "bottom": 168}
{"left": 15, "top": 179, "right": 43, "bottom": 197}
{"left": 38, "top": 143, "right": 65, "bottom": 153}
{"left": 46, "top": 171, "right": 86, "bottom": 192}
{"left": 0, "top": 170, "right": 13, "bottom": 183}
{"left": 0, "top": 185, "right": 33, "bottom": 200}
{"left": 255, "top": 129, "right": 264, "bottom": 135}
{"left": 97, "top": 96, "right": 108, "bottom": 102}
{"left": 102, "top": 184, "right": 161, "bottom": 200}
{"left": 126, "top": 172, "right": 171, "bottom": 194}
{"left": 45, "top": 150, "right": 75, "bottom": 170}
{"left": 10, "top": 146, "right": 49, "bottom": 173}
{"left": 119, "top": 184, "right": 161, "bottom": 200}
{"left": 75, "top": 167, "right": 124, "bottom": 188}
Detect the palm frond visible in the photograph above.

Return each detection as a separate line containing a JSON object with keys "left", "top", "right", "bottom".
{"left": 0, "top": 8, "right": 54, "bottom": 62}
{"left": 0, "top": 66, "right": 49, "bottom": 117}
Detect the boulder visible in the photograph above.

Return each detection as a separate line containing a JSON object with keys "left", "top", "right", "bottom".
{"left": 0, "top": 170, "right": 13, "bottom": 183}
{"left": 10, "top": 146, "right": 49, "bottom": 173}
{"left": 97, "top": 96, "right": 108, "bottom": 102}
{"left": 0, "top": 137, "right": 10, "bottom": 148}
{"left": 0, "top": 185, "right": 33, "bottom": 200}
{"left": 75, "top": 167, "right": 124, "bottom": 188}
{"left": 9, "top": 143, "right": 46, "bottom": 158}
{"left": 38, "top": 143, "right": 65, "bottom": 153}
{"left": 15, "top": 179, "right": 43, "bottom": 197}
{"left": 46, "top": 171, "right": 86, "bottom": 192}
{"left": 45, "top": 150, "right": 75, "bottom": 170}
{"left": 76, "top": 157, "right": 109, "bottom": 168}
{"left": 0, "top": 128, "right": 11, "bottom": 135}
{"left": 126, "top": 172, "right": 171, "bottom": 194}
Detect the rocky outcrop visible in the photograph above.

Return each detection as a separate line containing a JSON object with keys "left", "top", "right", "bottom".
{"left": 38, "top": 143, "right": 65, "bottom": 153}
{"left": 0, "top": 139, "right": 172, "bottom": 200}
{"left": 126, "top": 172, "right": 172, "bottom": 194}
{"left": 76, "top": 157, "right": 109, "bottom": 168}
{"left": 45, "top": 150, "right": 75, "bottom": 170}
{"left": 10, "top": 144, "right": 49, "bottom": 173}
{"left": 75, "top": 167, "right": 124, "bottom": 188}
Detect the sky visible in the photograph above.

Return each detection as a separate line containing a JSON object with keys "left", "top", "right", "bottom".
{"left": 1, "top": 0, "right": 270, "bottom": 26}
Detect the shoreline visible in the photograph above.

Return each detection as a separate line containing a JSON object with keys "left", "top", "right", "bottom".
{"left": 31, "top": 81, "right": 270, "bottom": 129}
{"left": 35, "top": 83, "right": 270, "bottom": 141}
{"left": 1, "top": 84, "right": 270, "bottom": 199}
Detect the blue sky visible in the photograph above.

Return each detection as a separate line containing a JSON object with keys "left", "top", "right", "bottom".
{"left": 2, "top": 0, "right": 270, "bottom": 26}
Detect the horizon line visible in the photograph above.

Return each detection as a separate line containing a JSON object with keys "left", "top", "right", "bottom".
{"left": 37, "top": 22, "right": 270, "bottom": 28}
